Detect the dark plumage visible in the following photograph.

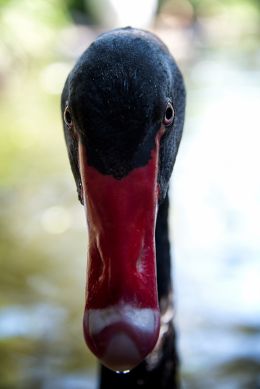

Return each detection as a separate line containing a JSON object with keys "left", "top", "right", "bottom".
{"left": 62, "top": 27, "right": 185, "bottom": 203}
{"left": 61, "top": 27, "right": 185, "bottom": 389}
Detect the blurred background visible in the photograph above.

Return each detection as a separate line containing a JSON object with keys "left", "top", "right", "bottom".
{"left": 0, "top": 0, "right": 260, "bottom": 388}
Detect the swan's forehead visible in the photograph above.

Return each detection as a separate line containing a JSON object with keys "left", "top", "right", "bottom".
{"left": 66, "top": 34, "right": 172, "bottom": 178}
{"left": 69, "top": 36, "right": 170, "bottom": 129}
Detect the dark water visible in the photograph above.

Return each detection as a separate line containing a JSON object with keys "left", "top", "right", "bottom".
{"left": 1, "top": 50, "right": 260, "bottom": 388}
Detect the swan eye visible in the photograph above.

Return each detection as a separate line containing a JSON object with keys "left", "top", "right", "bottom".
{"left": 163, "top": 102, "right": 174, "bottom": 127}
{"left": 64, "top": 106, "right": 73, "bottom": 128}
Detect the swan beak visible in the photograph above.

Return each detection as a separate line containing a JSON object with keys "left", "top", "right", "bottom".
{"left": 78, "top": 134, "right": 161, "bottom": 372}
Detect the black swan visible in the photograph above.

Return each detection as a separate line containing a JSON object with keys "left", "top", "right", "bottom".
{"left": 61, "top": 27, "right": 186, "bottom": 389}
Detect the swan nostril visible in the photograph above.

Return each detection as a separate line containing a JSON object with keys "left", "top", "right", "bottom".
{"left": 136, "top": 243, "right": 146, "bottom": 274}
{"left": 136, "top": 255, "right": 143, "bottom": 273}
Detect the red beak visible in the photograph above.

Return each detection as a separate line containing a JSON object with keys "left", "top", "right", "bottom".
{"left": 78, "top": 132, "right": 162, "bottom": 372}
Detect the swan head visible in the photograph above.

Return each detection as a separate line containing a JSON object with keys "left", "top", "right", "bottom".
{"left": 61, "top": 27, "right": 185, "bottom": 372}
